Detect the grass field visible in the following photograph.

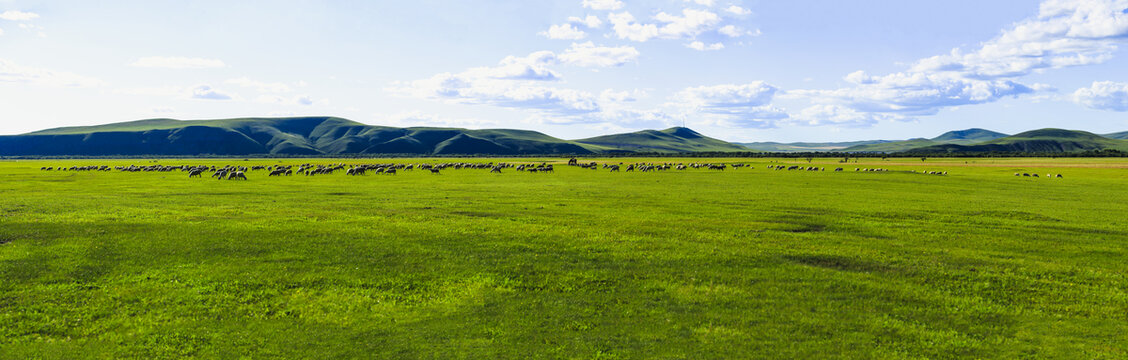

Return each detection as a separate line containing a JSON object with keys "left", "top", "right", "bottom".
{"left": 1, "top": 157, "right": 1126, "bottom": 358}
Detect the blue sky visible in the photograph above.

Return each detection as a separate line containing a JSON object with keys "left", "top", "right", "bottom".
{"left": 2, "top": 0, "right": 1127, "bottom": 142}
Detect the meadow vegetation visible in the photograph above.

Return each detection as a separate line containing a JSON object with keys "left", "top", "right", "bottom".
{"left": 1, "top": 157, "right": 1126, "bottom": 358}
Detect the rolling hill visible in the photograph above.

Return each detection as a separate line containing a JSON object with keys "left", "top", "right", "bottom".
{"left": 0, "top": 117, "right": 747, "bottom": 156}
{"left": 907, "top": 129, "right": 1128, "bottom": 153}
{"left": 930, "top": 128, "right": 1009, "bottom": 144}
{"left": 842, "top": 128, "right": 1010, "bottom": 152}
{"left": 738, "top": 140, "right": 892, "bottom": 152}
{"left": 1104, "top": 131, "right": 1128, "bottom": 140}
{"left": 574, "top": 127, "right": 750, "bottom": 153}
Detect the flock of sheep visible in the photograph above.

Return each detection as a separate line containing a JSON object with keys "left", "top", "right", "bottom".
{"left": 35, "top": 160, "right": 1064, "bottom": 180}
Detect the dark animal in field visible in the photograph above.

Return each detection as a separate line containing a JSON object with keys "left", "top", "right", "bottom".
{"left": 490, "top": 167, "right": 502, "bottom": 173}
{"left": 430, "top": 168, "right": 441, "bottom": 174}
{"left": 188, "top": 170, "right": 204, "bottom": 178}
{"left": 228, "top": 171, "right": 247, "bottom": 180}
{"left": 385, "top": 168, "right": 397, "bottom": 175}
{"left": 1056, "top": 174, "right": 1063, "bottom": 178}
{"left": 1023, "top": 173, "right": 1030, "bottom": 177}
{"left": 834, "top": 168, "right": 843, "bottom": 172}
{"left": 1032, "top": 173, "right": 1039, "bottom": 177}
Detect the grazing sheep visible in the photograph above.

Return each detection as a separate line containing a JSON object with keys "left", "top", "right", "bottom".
{"left": 228, "top": 171, "right": 247, "bottom": 180}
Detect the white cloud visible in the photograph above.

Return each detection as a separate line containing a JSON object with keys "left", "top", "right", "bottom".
{"left": 559, "top": 42, "right": 640, "bottom": 67}
{"left": 568, "top": 15, "right": 603, "bottom": 28}
{"left": 0, "top": 58, "right": 103, "bottom": 87}
{"left": 397, "top": 52, "right": 604, "bottom": 115}
{"left": 673, "top": 82, "right": 788, "bottom": 128}
{"left": 608, "top": 12, "right": 660, "bottom": 41}
{"left": 582, "top": 0, "right": 624, "bottom": 10}
{"left": 1073, "top": 81, "right": 1128, "bottom": 111}
{"left": 130, "top": 56, "right": 226, "bottom": 69}
{"left": 783, "top": 0, "right": 1128, "bottom": 126}
{"left": 799, "top": 72, "right": 1033, "bottom": 115}
{"left": 540, "top": 23, "right": 587, "bottom": 40}
{"left": 909, "top": 0, "right": 1128, "bottom": 78}
{"left": 225, "top": 77, "right": 294, "bottom": 93}
{"left": 0, "top": 10, "right": 39, "bottom": 21}
{"left": 608, "top": 8, "right": 725, "bottom": 42}
{"left": 392, "top": 45, "right": 650, "bottom": 118}
{"left": 655, "top": 9, "right": 722, "bottom": 38}
{"left": 790, "top": 104, "right": 894, "bottom": 127}
{"left": 118, "top": 84, "right": 254, "bottom": 102}
{"left": 479, "top": 51, "right": 561, "bottom": 80}
{"left": 686, "top": 0, "right": 716, "bottom": 6}
{"left": 379, "top": 110, "right": 499, "bottom": 128}
{"left": 725, "top": 6, "right": 752, "bottom": 15}
{"left": 151, "top": 107, "right": 176, "bottom": 113}
{"left": 679, "top": 82, "right": 778, "bottom": 109}
{"left": 190, "top": 85, "right": 233, "bottom": 100}
{"left": 599, "top": 89, "right": 642, "bottom": 102}
{"left": 256, "top": 94, "right": 323, "bottom": 106}
{"left": 0, "top": 27, "right": 4, "bottom": 36}
{"left": 718, "top": 25, "right": 757, "bottom": 38}
{"left": 718, "top": 25, "right": 740, "bottom": 37}
{"left": 687, "top": 41, "right": 724, "bottom": 51}
{"left": 115, "top": 86, "right": 185, "bottom": 97}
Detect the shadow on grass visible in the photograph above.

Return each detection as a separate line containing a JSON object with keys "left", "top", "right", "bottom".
{"left": 783, "top": 254, "right": 893, "bottom": 273}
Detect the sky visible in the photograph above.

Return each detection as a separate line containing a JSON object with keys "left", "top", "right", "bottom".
{"left": 1, "top": 0, "right": 1128, "bottom": 142}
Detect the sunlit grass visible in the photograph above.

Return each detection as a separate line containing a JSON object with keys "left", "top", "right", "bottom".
{"left": 1, "top": 157, "right": 1126, "bottom": 358}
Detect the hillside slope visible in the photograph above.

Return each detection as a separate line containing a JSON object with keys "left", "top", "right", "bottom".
{"left": 1104, "top": 131, "right": 1128, "bottom": 140}
{"left": 843, "top": 128, "right": 1010, "bottom": 152}
{"left": 1, "top": 117, "right": 607, "bottom": 156}
{"left": 575, "top": 127, "right": 749, "bottom": 153}
{"left": 0, "top": 118, "right": 750, "bottom": 156}
{"left": 931, "top": 128, "right": 1009, "bottom": 144}
{"left": 739, "top": 140, "right": 892, "bottom": 152}
{"left": 907, "top": 129, "right": 1128, "bottom": 153}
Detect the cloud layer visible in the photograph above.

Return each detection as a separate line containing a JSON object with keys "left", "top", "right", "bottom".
{"left": 130, "top": 56, "right": 227, "bottom": 69}
{"left": 1074, "top": 81, "right": 1128, "bottom": 111}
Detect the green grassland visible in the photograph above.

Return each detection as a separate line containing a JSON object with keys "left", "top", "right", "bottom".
{"left": 1, "top": 157, "right": 1127, "bottom": 358}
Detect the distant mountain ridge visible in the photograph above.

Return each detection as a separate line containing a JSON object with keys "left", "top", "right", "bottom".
{"left": 909, "top": 129, "right": 1128, "bottom": 153}
{"left": 0, "top": 117, "right": 743, "bottom": 156}
{"left": 575, "top": 127, "right": 748, "bottom": 153}
{"left": 840, "top": 128, "right": 1011, "bottom": 152}
{"left": 3, "top": 118, "right": 1126, "bottom": 156}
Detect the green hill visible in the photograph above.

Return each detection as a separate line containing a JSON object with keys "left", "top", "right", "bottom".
{"left": 907, "top": 128, "right": 1128, "bottom": 153}
{"left": 739, "top": 140, "right": 892, "bottom": 152}
{"left": 842, "top": 128, "right": 1009, "bottom": 152}
{"left": 1104, "top": 131, "right": 1128, "bottom": 140}
{"left": 0, "top": 118, "right": 746, "bottom": 156}
{"left": 842, "top": 138, "right": 940, "bottom": 152}
{"left": 930, "top": 128, "right": 1009, "bottom": 144}
{"left": 575, "top": 127, "right": 749, "bottom": 153}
